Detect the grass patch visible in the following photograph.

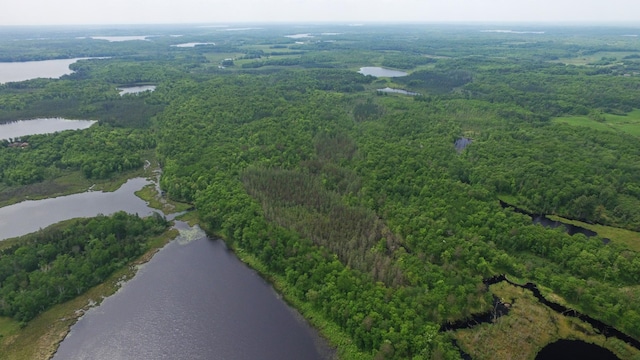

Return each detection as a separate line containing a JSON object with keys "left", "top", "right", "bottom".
{"left": 453, "top": 282, "right": 640, "bottom": 360}
{"left": 134, "top": 184, "right": 192, "bottom": 215}
{"left": 553, "top": 109, "right": 640, "bottom": 137}
{"left": 551, "top": 51, "right": 639, "bottom": 66}
{"left": 546, "top": 215, "right": 640, "bottom": 252}
{"left": 0, "top": 227, "right": 178, "bottom": 360}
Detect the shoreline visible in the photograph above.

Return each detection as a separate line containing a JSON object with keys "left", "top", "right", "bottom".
{"left": 0, "top": 228, "right": 178, "bottom": 360}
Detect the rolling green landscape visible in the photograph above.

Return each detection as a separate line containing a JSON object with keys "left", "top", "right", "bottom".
{"left": 1, "top": 23, "right": 640, "bottom": 359}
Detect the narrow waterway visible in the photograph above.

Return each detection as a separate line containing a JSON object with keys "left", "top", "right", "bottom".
{"left": 0, "top": 178, "right": 155, "bottom": 241}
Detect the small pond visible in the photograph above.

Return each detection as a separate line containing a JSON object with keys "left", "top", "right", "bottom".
{"left": 52, "top": 222, "right": 333, "bottom": 360}
{"left": 377, "top": 87, "right": 420, "bottom": 96}
{"left": 358, "top": 67, "right": 408, "bottom": 77}
{"left": 455, "top": 137, "right": 472, "bottom": 151}
{"left": 0, "top": 118, "right": 97, "bottom": 140}
{"left": 117, "top": 85, "right": 156, "bottom": 96}
{"left": 535, "top": 340, "right": 618, "bottom": 360}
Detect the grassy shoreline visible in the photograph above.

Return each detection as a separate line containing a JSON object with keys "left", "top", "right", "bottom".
{"left": 498, "top": 195, "right": 640, "bottom": 251}
{"left": 453, "top": 282, "right": 640, "bottom": 360}
{"left": 0, "top": 228, "right": 179, "bottom": 360}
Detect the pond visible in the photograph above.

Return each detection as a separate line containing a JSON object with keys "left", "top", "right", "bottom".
{"left": 0, "top": 118, "right": 96, "bottom": 140}
{"left": 0, "top": 58, "right": 88, "bottom": 84}
{"left": 377, "top": 87, "right": 420, "bottom": 96}
{"left": 455, "top": 137, "right": 472, "bottom": 151}
{"left": 0, "top": 178, "right": 157, "bottom": 241}
{"left": 358, "top": 67, "right": 408, "bottom": 77}
{"left": 52, "top": 222, "right": 333, "bottom": 360}
{"left": 535, "top": 340, "right": 618, "bottom": 360}
{"left": 117, "top": 85, "right": 157, "bottom": 96}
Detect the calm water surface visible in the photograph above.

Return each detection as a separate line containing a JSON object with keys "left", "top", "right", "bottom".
{"left": 377, "top": 87, "right": 420, "bottom": 95}
{"left": 117, "top": 85, "right": 156, "bottom": 96}
{"left": 171, "top": 42, "right": 215, "bottom": 47}
{"left": 0, "top": 178, "right": 155, "bottom": 241}
{"left": 52, "top": 223, "right": 332, "bottom": 360}
{"left": 0, "top": 58, "right": 87, "bottom": 84}
{"left": 358, "top": 67, "right": 408, "bottom": 77}
{"left": 91, "top": 36, "right": 150, "bottom": 42}
{"left": 0, "top": 118, "right": 96, "bottom": 140}
{"left": 535, "top": 340, "right": 618, "bottom": 360}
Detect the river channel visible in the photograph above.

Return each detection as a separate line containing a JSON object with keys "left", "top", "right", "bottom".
{"left": 0, "top": 177, "right": 155, "bottom": 241}
{"left": 52, "top": 222, "right": 332, "bottom": 360}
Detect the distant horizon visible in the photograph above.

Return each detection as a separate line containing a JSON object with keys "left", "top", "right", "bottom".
{"left": 1, "top": 20, "right": 640, "bottom": 28}
{"left": 3, "top": 0, "right": 640, "bottom": 27}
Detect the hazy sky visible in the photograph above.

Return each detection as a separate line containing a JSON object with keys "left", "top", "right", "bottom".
{"left": 2, "top": 0, "right": 640, "bottom": 26}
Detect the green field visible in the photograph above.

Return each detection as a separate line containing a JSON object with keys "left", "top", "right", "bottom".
{"left": 553, "top": 109, "right": 640, "bottom": 137}
{"left": 551, "top": 51, "right": 640, "bottom": 66}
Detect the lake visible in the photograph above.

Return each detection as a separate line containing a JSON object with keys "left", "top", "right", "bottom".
{"left": 0, "top": 58, "right": 88, "bottom": 84}
{"left": 91, "top": 36, "right": 150, "bottom": 42}
{"left": 285, "top": 33, "right": 314, "bottom": 39}
{"left": 117, "top": 85, "right": 157, "bottom": 96}
{"left": 171, "top": 42, "right": 216, "bottom": 48}
{"left": 0, "top": 118, "right": 96, "bottom": 140}
{"left": 377, "top": 87, "right": 420, "bottom": 96}
{"left": 52, "top": 222, "right": 333, "bottom": 360}
{"left": 358, "top": 67, "right": 408, "bottom": 77}
{"left": 0, "top": 178, "right": 156, "bottom": 241}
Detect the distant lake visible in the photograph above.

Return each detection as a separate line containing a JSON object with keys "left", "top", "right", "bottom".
{"left": 117, "top": 85, "right": 156, "bottom": 96}
{"left": 0, "top": 58, "right": 87, "bottom": 84}
{"left": 285, "top": 34, "right": 314, "bottom": 39}
{"left": 358, "top": 67, "right": 408, "bottom": 77}
{"left": 480, "top": 30, "right": 545, "bottom": 34}
{"left": 0, "top": 118, "right": 96, "bottom": 140}
{"left": 0, "top": 178, "right": 155, "bottom": 241}
{"left": 171, "top": 42, "right": 216, "bottom": 48}
{"left": 377, "top": 87, "right": 420, "bottom": 96}
{"left": 91, "top": 36, "right": 150, "bottom": 42}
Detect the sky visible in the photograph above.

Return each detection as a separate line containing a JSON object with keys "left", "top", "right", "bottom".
{"left": 1, "top": 0, "right": 640, "bottom": 26}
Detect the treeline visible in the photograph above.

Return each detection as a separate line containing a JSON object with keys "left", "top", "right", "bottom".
{"left": 0, "top": 212, "right": 168, "bottom": 323}
{"left": 155, "top": 63, "right": 640, "bottom": 358}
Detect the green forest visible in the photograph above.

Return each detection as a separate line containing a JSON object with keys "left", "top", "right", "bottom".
{"left": 1, "top": 24, "right": 640, "bottom": 359}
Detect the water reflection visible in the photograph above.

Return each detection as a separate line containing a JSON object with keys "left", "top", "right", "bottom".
{"left": 0, "top": 58, "right": 88, "bottom": 84}
{"left": 0, "top": 178, "right": 156, "bottom": 241}
{"left": 358, "top": 67, "right": 408, "bottom": 77}
{"left": 117, "top": 85, "right": 156, "bottom": 96}
{"left": 53, "top": 223, "right": 333, "bottom": 360}
{"left": 0, "top": 118, "right": 96, "bottom": 140}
